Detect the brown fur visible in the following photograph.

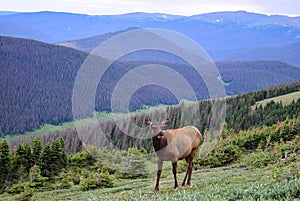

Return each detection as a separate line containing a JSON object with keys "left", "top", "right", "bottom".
{"left": 145, "top": 118, "right": 202, "bottom": 191}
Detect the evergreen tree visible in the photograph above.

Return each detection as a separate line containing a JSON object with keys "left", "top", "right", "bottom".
{"left": 23, "top": 141, "right": 33, "bottom": 173}
{"left": 40, "top": 138, "right": 67, "bottom": 178}
{"left": 51, "top": 138, "right": 66, "bottom": 175}
{"left": 15, "top": 141, "right": 33, "bottom": 173}
{"left": 32, "top": 138, "right": 42, "bottom": 166}
{"left": 29, "top": 165, "right": 48, "bottom": 189}
{"left": 9, "top": 149, "right": 26, "bottom": 186}
{"left": 15, "top": 143, "right": 25, "bottom": 168}
{"left": 58, "top": 138, "right": 67, "bottom": 168}
{"left": 41, "top": 143, "right": 52, "bottom": 177}
{"left": 0, "top": 140, "right": 10, "bottom": 192}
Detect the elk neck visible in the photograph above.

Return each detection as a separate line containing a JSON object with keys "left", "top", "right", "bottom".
{"left": 152, "top": 131, "right": 168, "bottom": 152}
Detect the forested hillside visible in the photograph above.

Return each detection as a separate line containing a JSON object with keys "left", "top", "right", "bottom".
{"left": 1, "top": 36, "right": 300, "bottom": 136}
{"left": 0, "top": 36, "right": 87, "bottom": 135}
{"left": 7, "top": 81, "right": 300, "bottom": 154}
{"left": 216, "top": 61, "right": 300, "bottom": 95}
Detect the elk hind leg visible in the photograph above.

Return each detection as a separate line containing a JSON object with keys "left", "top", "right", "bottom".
{"left": 182, "top": 156, "right": 190, "bottom": 186}
{"left": 187, "top": 149, "right": 197, "bottom": 186}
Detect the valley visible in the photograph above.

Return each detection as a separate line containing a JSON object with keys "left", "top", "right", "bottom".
{"left": 0, "top": 9, "right": 299, "bottom": 201}
{"left": 1, "top": 36, "right": 300, "bottom": 136}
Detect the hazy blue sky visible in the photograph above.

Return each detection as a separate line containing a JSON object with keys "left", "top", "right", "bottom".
{"left": 1, "top": 0, "right": 300, "bottom": 16}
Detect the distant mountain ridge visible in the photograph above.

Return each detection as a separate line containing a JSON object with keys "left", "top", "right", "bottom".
{"left": 1, "top": 36, "right": 300, "bottom": 135}
{"left": 57, "top": 27, "right": 138, "bottom": 52}
{"left": 214, "top": 42, "right": 300, "bottom": 67}
{"left": 57, "top": 27, "right": 300, "bottom": 67}
{"left": 191, "top": 11, "right": 300, "bottom": 27}
{"left": 0, "top": 11, "right": 18, "bottom": 15}
{"left": 1, "top": 10, "right": 300, "bottom": 59}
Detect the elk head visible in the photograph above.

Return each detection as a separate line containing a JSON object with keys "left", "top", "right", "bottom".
{"left": 145, "top": 118, "right": 169, "bottom": 137}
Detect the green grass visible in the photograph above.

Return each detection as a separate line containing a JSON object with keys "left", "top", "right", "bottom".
{"left": 253, "top": 91, "right": 300, "bottom": 109}
{"left": 2, "top": 164, "right": 299, "bottom": 201}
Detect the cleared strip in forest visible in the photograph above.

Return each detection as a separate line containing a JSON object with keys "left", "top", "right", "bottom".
{"left": 253, "top": 91, "right": 300, "bottom": 109}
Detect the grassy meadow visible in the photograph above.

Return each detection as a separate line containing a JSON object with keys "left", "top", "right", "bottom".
{"left": 253, "top": 91, "right": 300, "bottom": 109}
{"left": 1, "top": 164, "right": 299, "bottom": 201}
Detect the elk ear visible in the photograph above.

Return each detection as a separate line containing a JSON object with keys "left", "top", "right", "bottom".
{"left": 145, "top": 118, "right": 152, "bottom": 126}
{"left": 162, "top": 118, "right": 169, "bottom": 125}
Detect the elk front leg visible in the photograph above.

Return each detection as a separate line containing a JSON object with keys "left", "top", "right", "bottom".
{"left": 155, "top": 160, "right": 163, "bottom": 192}
{"left": 172, "top": 161, "right": 179, "bottom": 189}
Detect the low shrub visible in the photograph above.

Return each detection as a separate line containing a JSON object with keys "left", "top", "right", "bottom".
{"left": 13, "top": 186, "right": 33, "bottom": 201}
{"left": 196, "top": 144, "right": 242, "bottom": 167}
{"left": 80, "top": 172, "right": 113, "bottom": 191}
{"left": 7, "top": 182, "right": 27, "bottom": 195}
{"left": 239, "top": 148, "right": 275, "bottom": 169}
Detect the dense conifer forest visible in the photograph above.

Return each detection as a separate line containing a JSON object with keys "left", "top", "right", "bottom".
{"left": 1, "top": 36, "right": 300, "bottom": 136}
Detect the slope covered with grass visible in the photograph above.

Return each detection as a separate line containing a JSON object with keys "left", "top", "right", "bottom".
{"left": 1, "top": 115, "right": 299, "bottom": 200}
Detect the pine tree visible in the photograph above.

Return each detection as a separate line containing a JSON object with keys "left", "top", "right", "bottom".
{"left": 15, "top": 141, "right": 34, "bottom": 173}
{"left": 58, "top": 138, "right": 67, "bottom": 168}
{"left": 14, "top": 141, "right": 34, "bottom": 179}
{"left": 29, "top": 165, "right": 48, "bottom": 188}
{"left": 51, "top": 138, "right": 64, "bottom": 175}
{"left": 40, "top": 138, "right": 67, "bottom": 178}
{"left": 41, "top": 143, "right": 52, "bottom": 177}
{"left": 32, "top": 138, "right": 42, "bottom": 166}
{"left": 15, "top": 143, "right": 25, "bottom": 168}
{"left": 23, "top": 141, "right": 33, "bottom": 173}
{"left": 0, "top": 140, "right": 10, "bottom": 192}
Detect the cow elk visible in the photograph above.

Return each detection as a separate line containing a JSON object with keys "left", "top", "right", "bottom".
{"left": 145, "top": 118, "right": 203, "bottom": 191}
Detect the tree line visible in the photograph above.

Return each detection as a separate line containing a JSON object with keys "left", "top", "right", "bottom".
{"left": 82, "top": 82, "right": 300, "bottom": 152}
{"left": 6, "top": 81, "right": 300, "bottom": 154}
